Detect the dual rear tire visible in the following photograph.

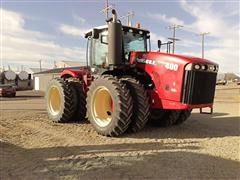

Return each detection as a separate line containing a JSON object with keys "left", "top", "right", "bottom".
{"left": 46, "top": 78, "right": 86, "bottom": 123}
{"left": 46, "top": 78, "right": 77, "bottom": 123}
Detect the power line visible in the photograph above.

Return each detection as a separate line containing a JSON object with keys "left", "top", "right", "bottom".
{"left": 197, "top": 32, "right": 210, "bottom": 59}
{"left": 167, "top": 24, "right": 183, "bottom": 54}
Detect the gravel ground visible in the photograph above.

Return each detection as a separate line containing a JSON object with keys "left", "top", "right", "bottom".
{"left": 0, "top": 88, "right": 239, "bottom": 179}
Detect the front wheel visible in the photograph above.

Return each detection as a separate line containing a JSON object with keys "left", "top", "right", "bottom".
{"left": 86, "top": 75, "right": 133, "bottom": 137}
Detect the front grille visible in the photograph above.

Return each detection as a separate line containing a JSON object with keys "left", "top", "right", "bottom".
{"left": 181, "top": 70, "right": 217, "bottom": 105}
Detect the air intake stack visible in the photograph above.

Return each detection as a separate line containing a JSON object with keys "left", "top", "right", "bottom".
{"left": 107, "top": 9, "right": 123, "bottom": 66}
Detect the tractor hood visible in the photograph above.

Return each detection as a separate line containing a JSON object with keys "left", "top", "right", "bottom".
{"left": 130, "top": 51, "right": 218, "bottom": 73}
{"left": 131, "top": 51, "right": 218, "bottom": 65}
{"left": 130, "top": 51, "right": 218, "bottom": 108}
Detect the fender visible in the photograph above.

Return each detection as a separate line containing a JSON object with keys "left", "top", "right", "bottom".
{"left": 60, "top": 68, "right": 92, "bottom": 92}
{"left": 61, "top": 69, "right": 86, "bottom": 78}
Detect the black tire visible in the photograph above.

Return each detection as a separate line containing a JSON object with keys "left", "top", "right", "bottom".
{"left": 69, "top": 81, "right": 87, "bottom": 121}
{"left": 150, "top": 109, "right": 166, "bottom": 121}
{"left": 150, "top": 109, "right": 181, "bottom": 127}
{"left": 86, "top": 75, "right": 133, "bottom": 137}
{"left": 174, "top": 109, "right": 192, "bottom": 125}
{"left": 12, "top": 92, "right": 16, "bottom": 97}
{"left": 121, "top": 77, "right": 150, "bottom": 132}
{"left": 46, "top": 78, "right": 77, "bottom": 123}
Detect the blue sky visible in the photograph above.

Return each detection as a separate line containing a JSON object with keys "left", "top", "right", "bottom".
{"left": 1, "top": 0, "right": 239, "bottom": 74}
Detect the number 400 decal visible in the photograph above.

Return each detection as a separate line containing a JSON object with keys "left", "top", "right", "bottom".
{"left": 165, "top": 63, "right": 179, "bottom": 71}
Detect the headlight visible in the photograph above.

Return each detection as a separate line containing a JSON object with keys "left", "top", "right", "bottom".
{"left": 209, "top": 65, "right": 214, "bottom": 71}
{"left": 194, "top": 64, "right": 201, "bottom": 70}
{"left": 201, "top": 64, "right": 207, "bottom": 70}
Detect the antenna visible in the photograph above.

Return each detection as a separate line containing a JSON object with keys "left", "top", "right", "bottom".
{"left": 167, "top": 24, "right": 183, "bottom": 54}
{"left": 120, "top": 11, "right": 134, "bottom": 26}
{"left": 197, "top": 32, "right": 210, "bottom": 59}
{"left": 100, "top": 0, "right": 115, "bottom": 19}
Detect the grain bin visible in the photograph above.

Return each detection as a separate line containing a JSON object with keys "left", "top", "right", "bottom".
{"left": 2, "top": 70, "right": 16, "bottom": 85}
{"left": 17, "top": 71, "right": 31, "bottom": 90}
{"left": 0, "top": 71, "right": 4, "bottom": 84}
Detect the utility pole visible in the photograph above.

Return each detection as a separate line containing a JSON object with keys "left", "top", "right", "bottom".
{"left": 39, "top": 60, "right": 42, "bottom": 72}
{"left": 100, "top": 0, "right": 115, "bottom": 19}
{"left": 120, "top": 11, "right": 134, "bottom": 26}
{"left": 198, "top": 32, "right": 210, "bottom": 59}
{"left": 168, "top": 24, "right": 183, "bottom": 54}
{"left": 54, "top": 60, "right": 57, "bottom": 68}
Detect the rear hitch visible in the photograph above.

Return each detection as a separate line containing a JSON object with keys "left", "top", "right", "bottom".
{"left": 200, "top": 107, "right": 213, "bottom": 114}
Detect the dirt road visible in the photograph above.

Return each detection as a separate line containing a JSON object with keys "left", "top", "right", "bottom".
{"left": 0, "top": 88, "right": 239, "bottom": 179}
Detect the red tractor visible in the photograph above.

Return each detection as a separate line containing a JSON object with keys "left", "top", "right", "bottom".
{"left": 46, "top": 10, "right": 218, "bottom": 136}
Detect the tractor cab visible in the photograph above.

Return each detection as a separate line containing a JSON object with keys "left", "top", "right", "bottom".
{"left": 85, "top": 24, "right": 150, "bottom": 70}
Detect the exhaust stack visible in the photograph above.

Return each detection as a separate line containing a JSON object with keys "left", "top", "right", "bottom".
{"left": 107, "top": 9, "right": 122, "bottom": 66}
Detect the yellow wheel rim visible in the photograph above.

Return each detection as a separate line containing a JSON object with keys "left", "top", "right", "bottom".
{"left": 91, "top": 86, "right": 113, "bottom": 127}
{"left": 48, "top": 86, "right": 61, "bottom": 115}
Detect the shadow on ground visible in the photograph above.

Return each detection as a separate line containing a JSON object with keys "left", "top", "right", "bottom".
{"left": 121, "top": 112, "right": 240, "bottom": 139}
{"left": 0, "top": 141, "right": 239, "bottom": 179}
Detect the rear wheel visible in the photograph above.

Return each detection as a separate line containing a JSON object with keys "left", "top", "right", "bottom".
{"left": 46, "top": 78, "right": 77, "bottom": 123}
{"left": 174, "top": 109, "right": 192, "bottom": 125}
{"left": 86, "top": 75, "right": 133, "bottom": 136}
{"left": 121, "top": 77, "right": 150, "bottom": 132}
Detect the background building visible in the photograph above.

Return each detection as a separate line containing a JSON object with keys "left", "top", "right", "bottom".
{"left": 55, "top": 61, "right": 85, "bottom": 68}
{"left": 33, "top": 67, "right": 81, "bottom": 91}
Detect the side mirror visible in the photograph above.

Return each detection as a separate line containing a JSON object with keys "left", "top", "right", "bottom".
{"left": 157, "top": 40, "right": 162, "bottom": 52}
{"left": 92, "top": 29, "right": 99, "bottom": 39}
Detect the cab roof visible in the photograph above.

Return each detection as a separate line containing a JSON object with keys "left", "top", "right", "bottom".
{"left": 84, "top": 25, "right": 150, "bottom": 38}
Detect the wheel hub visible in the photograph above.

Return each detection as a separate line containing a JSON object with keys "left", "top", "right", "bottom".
{"left": 91, "top": 86, "right": 113, "bottom": 127}
{"left": 48, "top": 86, "right": 61, "bottom": 115}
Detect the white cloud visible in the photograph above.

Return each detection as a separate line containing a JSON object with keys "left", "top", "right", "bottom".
{"left": 150, "top": 32, "right": 167, "bottom": 42}
{"left": 179, "top": 0, "right": 239, "bottom": 73}
{"left": 0, "top": 8, "right": 86, "bottom": 69}
{"left": 148, "top": 13, "right": 184, "bottom": 26}
{"left": 59, "top": 14, "right": 90, "bottom": 38}
{"left": 59, "top": 24, "right": 88, "bottom": 38}
{"left": 72, "top": 13, "right": 86, "bottom": 24}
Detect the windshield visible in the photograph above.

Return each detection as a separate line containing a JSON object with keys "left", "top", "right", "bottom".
{"left": 123, "top": 32, "right": 146, "bottom": 53}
